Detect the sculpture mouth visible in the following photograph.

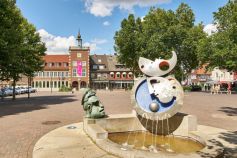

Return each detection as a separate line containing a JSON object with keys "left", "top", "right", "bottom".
{"left": 151, "top": 94, "right": 176, "bottom": 108}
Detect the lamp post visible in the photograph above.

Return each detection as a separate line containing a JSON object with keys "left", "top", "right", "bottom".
{"left": 50, "top": 73, "right": 52, "bottom": 93}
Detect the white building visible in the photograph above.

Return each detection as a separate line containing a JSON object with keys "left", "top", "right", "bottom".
{"left": 211, "top": 67, "right": 235, "bottom": 82}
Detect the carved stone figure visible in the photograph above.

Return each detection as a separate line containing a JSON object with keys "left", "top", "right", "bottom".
{"left": 81, "top": 88, "right": 105, "bottom": 118}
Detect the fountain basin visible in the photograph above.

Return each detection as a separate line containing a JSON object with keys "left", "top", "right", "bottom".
{"left": 83, "top": 113, "right": 224, "bottom": 158}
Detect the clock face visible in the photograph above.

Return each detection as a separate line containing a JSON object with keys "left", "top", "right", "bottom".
{"left": 133, "top": 76, "right": 184, "bottom": 120}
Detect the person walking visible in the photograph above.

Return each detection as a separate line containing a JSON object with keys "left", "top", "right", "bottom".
{"left": 227, "top": 83, "right": 232, "bottom": 95}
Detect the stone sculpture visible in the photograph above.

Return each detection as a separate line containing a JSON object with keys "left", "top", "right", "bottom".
{"left": 132, "top": 51, "right": 184, "bottom": 120}
{"left": 81, "top": 88, "right": 106, "bottom": 118}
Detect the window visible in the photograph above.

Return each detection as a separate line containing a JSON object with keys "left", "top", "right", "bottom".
{"left": 39, "top": 81, "right": 42, "bottom": 88}
{"left": 91, "top": 73, "right": 96, "bottom": 79}
{"left": 97, "top": 73, "right": 101, "bottom": 78}
{"left": 43, "top": 81, "right": 45, "bottom": 88}
{"left": 39, "top": 72, "right": 43, "bottom": 77}
{"left": 73, "top": 61, "right": 77, "bottom": 66}
{"left": 128, "top": 72, "right": 133, "bottom": 78}
{"left": 54, "top": 72, "right": 57, "bottom": 77}
{"left": 110, "top": 72, "right": 114, "bottom": 78}
{"left": 65, "top": 72, "right": 69, "bottom": 77}
{"left": 62, "top": 81, "right": 64, "bottom": 86}
{"left": 47, "top": 72, "right": 49, "bottom": 77}
{"left": 93, "top": 65, "right": 97, "bottom": 69}
{"left": 45, "top": 63, "right": 47, "bottom": 66}
{"left": 82, "top": 69, "right": 86, "bottom": 77}
{"left": 50, "top": 72, "right": 53, "bottom": 77}
{"left": 99, "top": 65, "right": 105, "bottom": 70}
{"left": 52, "top": 63, "right": 55, "bottom": 67}
{"left": 49, "top": 63, "right": 52, "bottom": 67}
{"left": 73, "top": 69, "right": 77, "bottom": 77}
{"left": 116, "top": 73, "right": 120, "bottom": 78}
{"left": 98, "top": 59, "right": 101, "bottom": 63}
{"left": 62, "top": 72, "right": 65, "bottom": 77}
{"left": 77, "top": 53, "right": 81, "bottom": 58}
{"left": 35, "top": 81, "right": 38, "bottom": 88}
{"left": 66, "top": 81, "right": 68, "bottom": 87}
{"left": 32, "top": 82, "right": 35, "bottom": 88}
{"left": 54, "top": 81, "right": 57, "bottom": 88}
{"left": 103, "top": 73, "right": 107, "bottom": 78}
{"left": 47, "top": 81, "right": 49, "bottom": 88}
{"left": 58, "top": 81, "right": 61, "bottom": 88}
{"left": 122, "top": 73, "right": 126, "bottom": 78}
{"left": 82, "top": 61, "right": 86, "bottom": 66}
{"left": 58, "top": 72, "right": 62, "bottom": 77}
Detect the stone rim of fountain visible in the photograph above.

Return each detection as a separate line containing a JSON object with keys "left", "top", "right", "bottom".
{"left": 83, "top": 114, "right": 224, "bottom": 158}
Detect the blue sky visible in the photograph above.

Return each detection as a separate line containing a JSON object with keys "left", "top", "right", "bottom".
{"left": 16, "top": 0, "right": 228, "bottom": 55}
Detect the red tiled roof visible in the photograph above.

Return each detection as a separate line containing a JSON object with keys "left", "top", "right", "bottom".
{"left": 193, "top": 64, "right": 211, "bottom": 75}
{"left": 43, "top": 55, "right": 69, "bottom": 62}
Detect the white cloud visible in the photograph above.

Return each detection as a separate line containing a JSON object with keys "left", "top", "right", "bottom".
{"left": 38, "top": 29, "right": 77, "bottom": 54}
{"left": 38, "top": 29, "right": 107, "bottom": 54}
{"left": 103, "top": 21, "right": 110, "bottom": 26}
{"left": 204, "top": 24, "right": 218, "bottom": 36}
{"left": 84, "top": 0, "right": 171, "bottom": 17}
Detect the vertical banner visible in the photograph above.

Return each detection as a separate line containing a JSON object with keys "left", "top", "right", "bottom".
{"left": 77, "top": 61, "right": 82, "bottom": 76}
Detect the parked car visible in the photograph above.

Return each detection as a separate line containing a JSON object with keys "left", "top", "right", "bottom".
{"left": 3, "top": 88, "right": 13, "bottom": 96}
{"left": 20, "top": 87, "right": 28, "bottom": 94}
{"left": 14, "top": 87, "right": 22, "bottom": 95}
{"left": 25, "top": 87, "right": 37, "bottom": 93}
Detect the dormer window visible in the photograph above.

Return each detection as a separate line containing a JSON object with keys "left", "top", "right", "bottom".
{"left": 98, "top": 59, "right": 101, "bottom": 63}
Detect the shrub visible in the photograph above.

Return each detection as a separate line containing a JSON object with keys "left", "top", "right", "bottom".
{"left": 183, "top": 86, "right": 192, "bottom": 92}
{"left": 59, "top": 85, "right": 72, "bottom": 92}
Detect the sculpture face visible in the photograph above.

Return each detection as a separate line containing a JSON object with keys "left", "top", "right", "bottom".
{"left": 132, "top": 51, "right": 183, "bottom": 120}
{"left": 81, "top": 88, "right": 106, "bottom": 119}
{"left": 138, "top": 51, "right": 177, "bottom": 77}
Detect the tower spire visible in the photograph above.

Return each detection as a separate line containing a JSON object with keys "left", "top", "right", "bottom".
{"left": 77, "top": 29, "right": 82, "bottom": 48}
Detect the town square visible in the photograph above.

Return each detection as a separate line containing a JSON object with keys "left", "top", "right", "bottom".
{"left": 0, "top": 0, "right": 237, "bottom": 158}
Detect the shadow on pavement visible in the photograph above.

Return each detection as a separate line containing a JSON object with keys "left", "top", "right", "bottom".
{"left": 0, "top": 95, "right": 77, "bottom": 117}
{"left": 218, "top": 107, "right": 237, "bottom": 116}
{"left": 219, "top": 131, "right": 237, "bottom": 158}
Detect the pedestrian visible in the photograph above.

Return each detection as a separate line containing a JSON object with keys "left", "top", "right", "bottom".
{"left": 227, "top": 83, "right": 232, "bottom": 95}
{"left": 72, "top": 87, "right": 75, "bottom": 94}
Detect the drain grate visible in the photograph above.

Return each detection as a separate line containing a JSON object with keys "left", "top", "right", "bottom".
{"left": 41, "top": 121, "right": 61, "bottom": 125}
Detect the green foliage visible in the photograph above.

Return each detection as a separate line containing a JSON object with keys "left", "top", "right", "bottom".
{"left": 59, "top": 85, "right": 72, "bottom": 92}
{"left": 114, "top": 3, "right": 206, "bottom": 79}
{"left": 182, "top": 86, "right": 192, "bottom": 92}
{"left": 0, "top": 0, "right": 46, "bottom": 99}
{"left": 197, "top": 1, "right": 237, "bottom": 71}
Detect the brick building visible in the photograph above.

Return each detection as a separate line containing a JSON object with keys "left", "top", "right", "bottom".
{"left": 32, "top": 32, "right": 90, "bottom": 91}
{"left": 90, "top": 54, "right": 134, "bottom": 90}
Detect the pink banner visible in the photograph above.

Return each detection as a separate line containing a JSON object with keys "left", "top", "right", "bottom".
{"left": 77, "top": 61, "right": 82, "bottom": 76}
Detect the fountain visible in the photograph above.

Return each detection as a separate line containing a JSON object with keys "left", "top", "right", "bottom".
{"left": 83, "top": 51, "right": 224, "bottom": 158}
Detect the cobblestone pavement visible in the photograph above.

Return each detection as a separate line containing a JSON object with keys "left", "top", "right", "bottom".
{"left": 0, "top": 91, "right": 236, "bottom": 158}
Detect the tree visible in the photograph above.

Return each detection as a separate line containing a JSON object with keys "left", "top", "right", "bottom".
{"left": 114, "top": 14, "right": 143, "bottom": 76}
{"left": 197, "top": 1, "right": 237, "bottom": 71}
{"left": 0, "top": 0, "right": 46, "bottom": 99}
{"left": 114, "top": 3, "right": 206, "bottom": 80}
{"left": 20, "top": 19, "right": 46, "bottom": 98}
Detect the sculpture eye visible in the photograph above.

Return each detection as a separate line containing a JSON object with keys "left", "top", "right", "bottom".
{"left": 141, "top": 65, "right": 144, "bottom": 69}
{"left": 172, "top": 86, "right": 176, "bottom": 89}
{"left": 159, "top": 61, "right": 169, "bottom": 71}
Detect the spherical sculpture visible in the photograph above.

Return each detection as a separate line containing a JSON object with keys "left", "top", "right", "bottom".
{"left": 149, "top": 102, "right": 159, "bottom": 112}
{"left": 132, "top": 51, "right": 184, "bottom": 120}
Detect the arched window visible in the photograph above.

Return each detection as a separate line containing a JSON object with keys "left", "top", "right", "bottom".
{"left": 116, "top": 72, "right": 120, "bottom": 78}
